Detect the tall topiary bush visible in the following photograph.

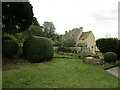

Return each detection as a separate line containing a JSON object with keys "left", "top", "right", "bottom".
{"left": 117, "top": 40, "right": 120, "bottom": 60}
{"left": 96, "top": 38, "right": 118, "bottom": 53}
{"left": 23, "top": 36, "right": 54, "bottom": 63}
{"left": 2, "top": 38, "right": 19, "bottom": 58}
{"left": 104, "top": 52, "right": 117, "bottom": 63}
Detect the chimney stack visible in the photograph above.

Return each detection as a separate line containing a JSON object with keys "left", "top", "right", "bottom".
{"left": 80, "top": 27, "right": 83, "bottom": 32}
{"left": 80, "top": 27, "right": 83, "bottom": 30}
{"left": 65, "top": 31, "right": 68, "bottom": 34}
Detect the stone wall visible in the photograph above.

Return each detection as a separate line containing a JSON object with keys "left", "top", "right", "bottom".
{"left": 54, "top": 46, "right": 98, "bottom": 54}
{"left": 53, "top": 46, "right": 59, "bottom": 51}
{"left": 83, "top": 57, "right": 104, "bottom": 65}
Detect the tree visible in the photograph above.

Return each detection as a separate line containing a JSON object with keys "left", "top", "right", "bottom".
{"left": 32, "top": 17, "right": 40, "bottom": 26}
{"left": 2, "top": 2, "right": 33, "bottom": 34}
{"left": 62, "top": 37, "right": 76, "bottom": 47}
{"left": 2, "top": 17, "right": 44, "bottom": 47}
{"left": 42, "top": 21, "right": 56, "bottom": 40}
{"left": 28, "top": 17, "right": 44, "bottom": 37}
{"left": 26, "top": 25, "right": 44, "bottom": 37}
{"left": 72, "top": 28, "right": 80, "bottom": 31}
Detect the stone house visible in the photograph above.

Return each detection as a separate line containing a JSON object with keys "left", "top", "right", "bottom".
{"left": 62, "top": 27, "right": 99, "bottom": 54}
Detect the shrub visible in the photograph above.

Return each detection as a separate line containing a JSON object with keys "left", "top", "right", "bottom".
{"left": 117, "top": 40, "right": 120, "bottom": 60}
{"left": 104, "top": 52, "right": 117, "bottom": 63}
{"left": 62, "top": 38, "right": 76, "bottom": 47}
{"left": 16, "top": 46, "right": 23, "bottom": 58}
{"left": 96, "top": 38, "right": 118, "bottom": 53}
{"left": 57, "top": 46, "right": 73, "bottom": 53}
{"left": 2, "top": 39, "right": 19, "bottom": 58}
{"left": 53, "top": 41, "right": 62, "bottom": 47}
{"left": 23, "top": 36, "right": 54, "bottom": 63}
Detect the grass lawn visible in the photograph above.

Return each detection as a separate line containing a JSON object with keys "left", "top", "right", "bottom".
{"left": 2, "top": 53, "right": 119, "bottom": 88}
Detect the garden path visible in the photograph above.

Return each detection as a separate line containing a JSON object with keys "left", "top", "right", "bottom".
{"left": 106, "top": 66, "right": 120, "bottom": 79}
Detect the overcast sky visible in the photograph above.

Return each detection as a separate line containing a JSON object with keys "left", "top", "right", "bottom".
{"left": 29, "top": 0, "right": 119, "bottom": 39}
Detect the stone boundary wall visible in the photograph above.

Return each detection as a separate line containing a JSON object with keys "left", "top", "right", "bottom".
{"left": 83, "top": 58, "right": 104, "bottom": 65}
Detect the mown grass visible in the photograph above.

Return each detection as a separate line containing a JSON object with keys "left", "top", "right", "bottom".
{"left": 54, "top": 53, "right": 79, "bottom": 59}
{"left": 2, "top": 53, "right": 119, "bottom": 88}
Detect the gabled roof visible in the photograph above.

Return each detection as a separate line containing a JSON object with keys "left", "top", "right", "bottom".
{"left": 79, "top": 31, "right": 91, "bottom": 40}
{"left": 63, "top": 29, "right": 95, "bottom": 41}
{"left": 64, "top": 30, "right": 82, "bottom": 40}
{"left": 69, "top": 30, "right": 82, "bottom": 39}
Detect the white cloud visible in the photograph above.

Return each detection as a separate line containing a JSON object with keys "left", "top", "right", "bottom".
{"left": 29, "top": 0, "right": 119, "bottom": 39}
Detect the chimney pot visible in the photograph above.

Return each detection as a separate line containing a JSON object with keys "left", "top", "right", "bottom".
{"left": 80, "top": 27, "right": 83, "bottom": 30}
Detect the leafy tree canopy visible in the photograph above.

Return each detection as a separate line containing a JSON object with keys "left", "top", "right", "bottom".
{"left": 2, "top": 2, "right": 33, "bottom": 34}
{"left": 32, "top": 17, "right": 40, "bottom": 26}
{"left": 62, "top": 37, "right": 76, "bottom": 47}
{"left": 42, "top": 21, "right": 56, "bottom": 39}
{"left": 72, "top": 28, "right": 80, "bottom": 31}
{"left": 26, "top": 25, "right": 44, "bottom": 37}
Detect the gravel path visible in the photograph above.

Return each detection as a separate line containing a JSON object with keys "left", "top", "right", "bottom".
{"left": 106, "top": 66, "right": 120, "bottom": 79}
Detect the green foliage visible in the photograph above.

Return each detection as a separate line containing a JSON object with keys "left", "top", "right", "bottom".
{"left": 58, "top": 47, "right": 73, "bottom": 53}
{"left": 53, "top": 41, "right": 62, "bottom": 46}
{"left": 52, "top": 33, "right": 61, "bottom": 41}
{"left": 16, "top": 47, "right": 23, "bottom": 58}
{"left": 96, "top": 38, "right": 120, "bottom": 59}
{"left": 103, "top": 61, "right": 120, "bottom": 70}
{"left": 32, "top": 17, "right": 40, "bottom": 26}
{"left": 13, "top": 32, "right": 27, "bottom": 47}
{"left": 116, "top": 40, "right": 120, "bottom": 59}
{"left": 42, "top": 21, "right": 56, "bottom": 40}
{"left": 104, "top": 52, "right": 117, "bottom": 63}
{"left": 96, "top": 38, "right": 118, "bottom": 53}
{"left": 23, "top": 36, "right": 54, "bottom": 63}
{"left": 3, "top": 54, "right": 119, "bottom": 88}
{"left": 54, "top": 52, "right": 78, "bottom": 59}
{"left": 2, "top": 33, "right": 16, "bottom": 41}
{"left": 2, "top": 2, "right": 33, "bottom": 34}
{"left": 62, "top": 38, "right": 76, "bottom": 47}
{"left": 2, "top": 23, "right": 44, "bottom": 47}
{"left": 26, "top": 25, "right": 44, "bottom": 37}
{"left": 2, "top": 39, "right": 18, "bottom": 58}
{"left": 3, "top": 32, "right": 28, "bottom": 47}
{"left": 72, "top": 28, "right": 80, "bottom": 31}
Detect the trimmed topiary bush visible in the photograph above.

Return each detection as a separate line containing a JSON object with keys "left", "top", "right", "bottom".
{"left": 2, "top": 39, "right": 19, "bottom": 58}
{"left": 104, "top": 52, "right": 117, "bottom": 63}
{"left": 23, "top": 36, "right": 54, "bottom": 63}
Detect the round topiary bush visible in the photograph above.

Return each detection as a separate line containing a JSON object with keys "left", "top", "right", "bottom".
{"left": 23, "top": 36, "right": 54, "bottom": 63}
{"left": 104, "top": 52, "right": 117, "bottom": 63}
{"left": 2, "top": 39, "right": 19, "bottom": 58}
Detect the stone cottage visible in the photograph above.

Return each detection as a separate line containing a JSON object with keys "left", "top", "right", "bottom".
{"left": 62, "top": 27, "right": 99, "bottom": 54}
